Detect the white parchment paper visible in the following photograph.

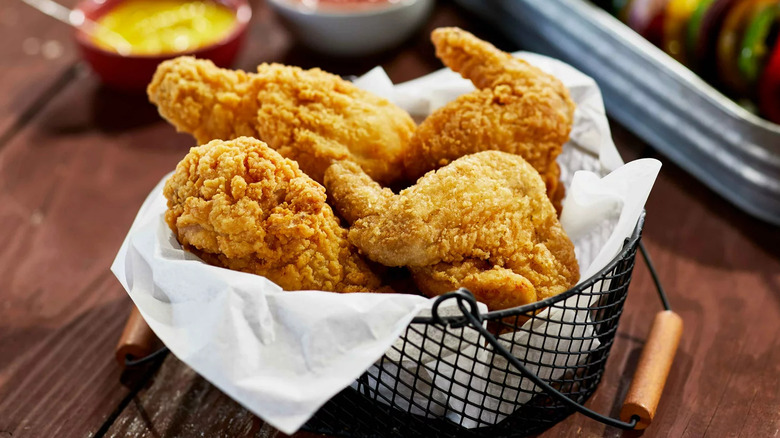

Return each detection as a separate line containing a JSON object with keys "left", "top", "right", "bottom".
{"left": 112, "top": 53, "right": 660, "bottom": 434}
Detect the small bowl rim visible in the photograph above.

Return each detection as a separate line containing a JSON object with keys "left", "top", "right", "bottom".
{"left": 73, "top": 0, "right": 252, "bottom": 60}
{"left": 267, "top": 0, "right": 424, "bottom": 18}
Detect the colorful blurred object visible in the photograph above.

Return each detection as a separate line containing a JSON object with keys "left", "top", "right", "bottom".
{"left": 605, "top": 0, "right": 780, "bottom": 124}
{"left": 759, "top": 39, "right": 780, "bottom": 120}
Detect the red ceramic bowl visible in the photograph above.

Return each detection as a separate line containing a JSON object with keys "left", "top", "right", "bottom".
{"left": 74, "top": 0, "right": 251, "bottom": 91}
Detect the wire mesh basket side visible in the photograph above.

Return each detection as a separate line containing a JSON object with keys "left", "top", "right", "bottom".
{"left": 305, "top": 224, "right": 642, "bottom": 438}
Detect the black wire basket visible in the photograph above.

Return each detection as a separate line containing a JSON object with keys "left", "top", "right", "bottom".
{"left": 124, "top": 213, "right": 676, "bottom": 437}
{"left": 302, "top": 214, "right": 651, "bottom": 437}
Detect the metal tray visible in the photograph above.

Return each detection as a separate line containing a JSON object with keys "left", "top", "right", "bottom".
{"left": 455, "top": 0, "right": 780, "bottom": 225}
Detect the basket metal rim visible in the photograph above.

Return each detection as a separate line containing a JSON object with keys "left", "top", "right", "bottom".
{"left": 411, "top": 211, "right": 645, "bottom": 324}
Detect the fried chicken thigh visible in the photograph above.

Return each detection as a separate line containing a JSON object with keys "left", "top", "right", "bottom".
{"left": 164, "top": 137, "right": 384, "bottom": 293}
{"left": 325, "top": 151, "right": 579, "bottom": 310}
{"left": 149, "top": 57, "right": 416, "bottom": 185}
{"left": 403, "top": 28, "right": 576, "bottom": 212}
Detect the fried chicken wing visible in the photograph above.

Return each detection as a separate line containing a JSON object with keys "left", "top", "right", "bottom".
{"left": 164, "top": 136, "right": 384, "bottom": 293}
{"left": 403, "top": 27, "right": 576, "bottom": 213}
{"left": 149, "top": 57, "right": 416, "bottom": 185}
{"left": 324, "top": 151, "right": 579, "bottom": 310}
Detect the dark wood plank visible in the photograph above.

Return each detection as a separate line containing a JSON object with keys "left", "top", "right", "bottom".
{"left": 0, "top": 63, "right": 193, "bottom": 436}
{"left": 0, "top": 294, "right": 140, "bottom": 438}
{"left": 105, "top": 355, "right": 325, "bottom": 438}
{"left": 0, "top": 0, "right": 82, "bottom": 139}
{"left": 105, "top": 355, "right": 269, "bottom": 438}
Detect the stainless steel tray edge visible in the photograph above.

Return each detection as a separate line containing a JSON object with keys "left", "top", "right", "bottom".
{"left": 456, "top": 0, "right": 780, "bottom": 225}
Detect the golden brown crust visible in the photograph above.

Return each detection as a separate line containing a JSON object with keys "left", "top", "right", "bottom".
{"left": 411, "top": 262, "right": 538, "bottom": 311}
{"left": 403, "top": 28, "right": 575, "bottom": 209}
{"left": 546, "top": 161, "right": 564, "bottom": 215}
{"left": 163, "top": 137, "right": 384, "bottom": 293}
{"left": 149, "top": 57, "right": 416, "bottom": 186}
{"left": 147, "top": 57, "right": 261, "bottom": 144}
{"left": 325, "top": 151, "right": 579, "bottom": 310}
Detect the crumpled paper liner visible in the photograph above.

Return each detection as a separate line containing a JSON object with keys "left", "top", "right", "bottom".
{"left": 111, "top": 52, "right": 660, "bottom": 434}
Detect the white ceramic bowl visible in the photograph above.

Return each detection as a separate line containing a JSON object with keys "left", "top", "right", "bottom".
{"left": 268, "top": 0, "right": 434, "bottom": 56}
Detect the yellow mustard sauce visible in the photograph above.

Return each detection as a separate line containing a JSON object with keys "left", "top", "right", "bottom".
{"left": 90, "top": 0, "right": 237, "bottom": 55}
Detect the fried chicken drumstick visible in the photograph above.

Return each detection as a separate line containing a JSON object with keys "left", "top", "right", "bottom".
{"left": 149, "top": 57, "right": 416, "bottom": 185}
{"left": 325, "top": 151, "right": 579, "bottom": 310}
{"left": 403, "top": 28, "right": 576, "bottom": 212}
{"left": 164, "top": 137, "right": 385, "bottom": 293}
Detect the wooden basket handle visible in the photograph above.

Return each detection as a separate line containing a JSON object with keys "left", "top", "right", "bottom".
{"left": 115, "top": 306, "right": 159, "bottom": 368}
{"left": 620, "top": 310, "right": 683, "bottom": 429}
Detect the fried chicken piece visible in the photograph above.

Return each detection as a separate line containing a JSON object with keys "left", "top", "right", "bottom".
{"left": 149, "top": 57, "right": 416, "bottom": 185}
{"left": 403, "top": 27, "right": 576, "bottom": 213}
{"left": 164, "top": 136, "right": 384, "bottom": 293}
{"left": 324, "top": 151, "right": 579, "bottom": 310}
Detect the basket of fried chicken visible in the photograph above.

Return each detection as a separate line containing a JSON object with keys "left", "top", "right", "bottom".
{"left": 112, "top": 27, "right": 660, "bottom": 437}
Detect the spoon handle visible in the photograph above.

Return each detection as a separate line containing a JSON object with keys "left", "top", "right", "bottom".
{"left": 20, "top": 0, "right": 80, "bottom": 26}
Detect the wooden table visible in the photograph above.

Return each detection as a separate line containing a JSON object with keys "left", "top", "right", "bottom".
{"left": 1, "top": 1, "right": 779, "bottom": 437}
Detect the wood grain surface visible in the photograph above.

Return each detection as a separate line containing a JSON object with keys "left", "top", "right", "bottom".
{"left": 0, "top": 0, "right": 82, "bottom": 140}
{"left": 1, "top": 1, "right": 779, "bottom": 437}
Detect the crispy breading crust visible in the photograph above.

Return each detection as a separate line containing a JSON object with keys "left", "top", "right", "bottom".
{"left": 164, "top": 137, "right": 384, "bottom": 293}
{"left": 149, "top": 57, "right": 416, "bottom": 186}
{"left": 325, "top": 151, "right": 579, "bottom": 310}
{"left": 403, "top": 27, "right": 576, "bottom": 213}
